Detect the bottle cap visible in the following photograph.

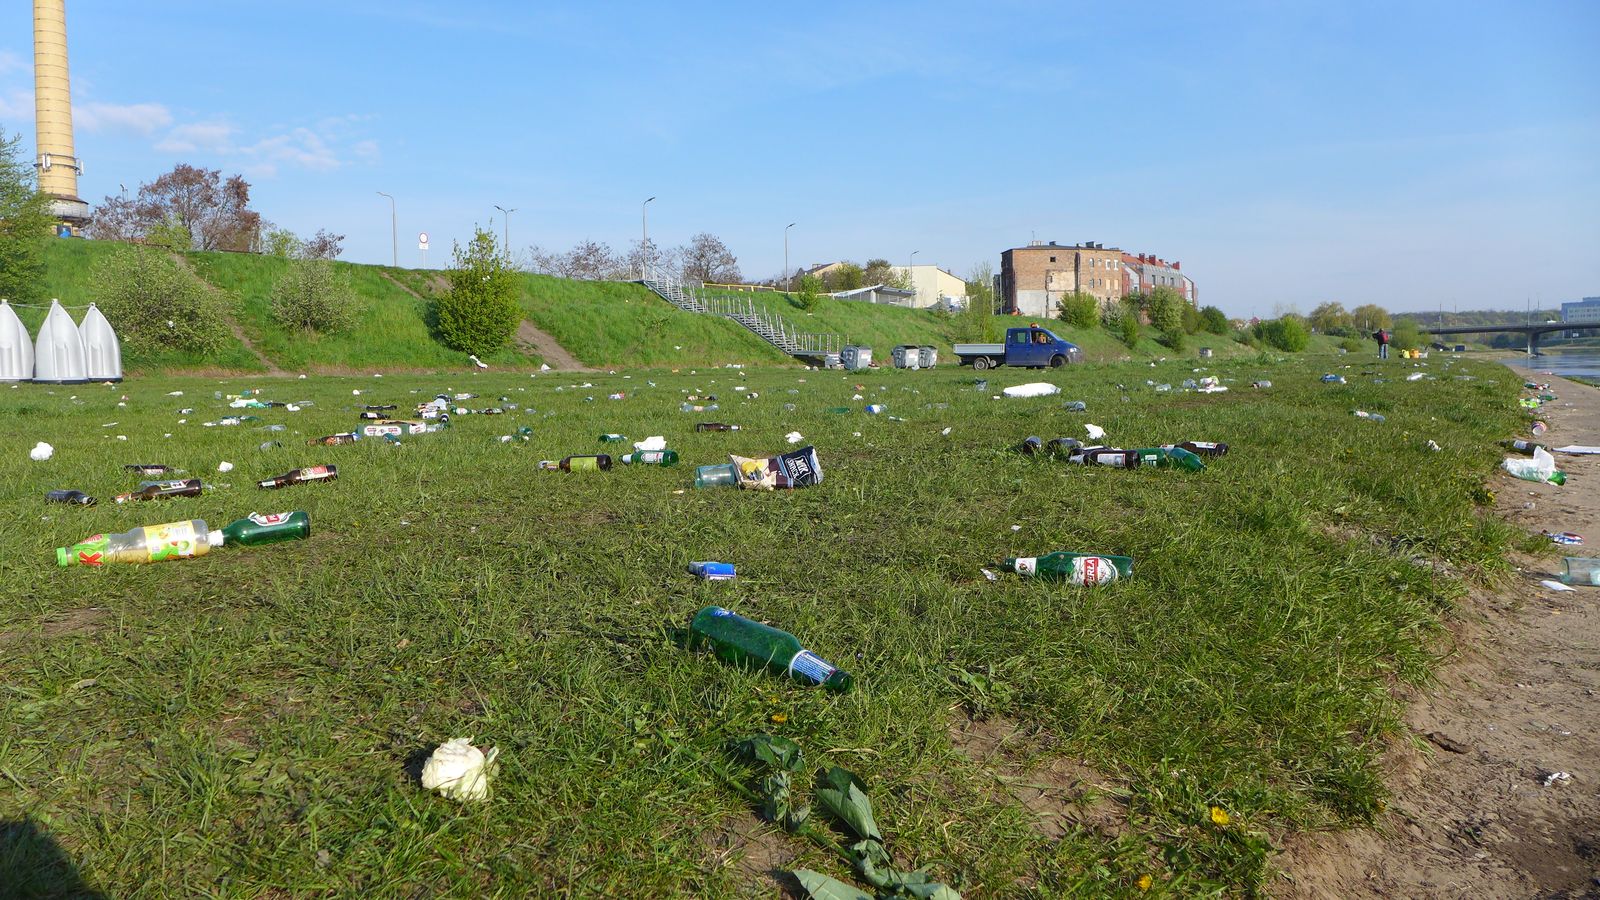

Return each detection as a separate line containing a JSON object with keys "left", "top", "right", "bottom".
{"left": 55, "top": 546, "right": 71, "bottom": 567}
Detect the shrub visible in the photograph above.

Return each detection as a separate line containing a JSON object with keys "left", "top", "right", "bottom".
{"left": 89, "top": 244, "right": 229, "bottom": 355}
{"left": 1339, "top": 338, "right": 1364, "bottom": 353}
{"left": 1391, "top": 320, "right": 1424, "bottom": 350}
{"left": 270, "top": 259, "right": 357, "bottom": 333}
{"left": 1159, "top": 328, "right": 1186, "bottom": 352}
{"left": 435, "top": 227, "right": 522, "bottom": 356}
{"left": 796, "top": 274, "right": 823, "bottom": 311}
{"left": 1253, "top": 316, "right": 1309, "bottom": 352}
{"left": 1120, "top": 314, "right": 1141, "bottom": 348}
{"left": 1059, "top": 292, "right": 1099, "bottom": 329}
{"left": 1200, "top": 305, "right": 1230, "bottom": 335}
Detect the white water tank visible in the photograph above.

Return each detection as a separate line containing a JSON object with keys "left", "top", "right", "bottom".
{"left": 79, "top": 302, "right": 122, "bottom": 382}
{"left": 0, "top": 300, "right": 33, "bottom": 382}
{"left": 33, "top": 298, "right": 88, "bottom": 384}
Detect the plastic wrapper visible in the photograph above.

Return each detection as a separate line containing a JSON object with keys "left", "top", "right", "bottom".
{"left": 730, "top": 446, "right": 823, "bottom": 491}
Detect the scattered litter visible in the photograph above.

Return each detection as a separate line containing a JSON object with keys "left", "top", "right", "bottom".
{"left": 1407, "top": 372, "right": 1425, "bottom": 381}
{"left": 1251, "top": 380, "right": 1272, "bottom": 389}
{"left": 1544, "top": 531, "right": 1583, "bottom": 545}
{"left": 980, "top": 568, "right": 998, "bottom": 582}
{"left": 688, "top": 606, "right": 851, "bottom": 690}
{"left": 1553, "top": 445, "right": 1600, "bottom": 455}
{"left": 1084, "top": 423, "right": 1105, "bottom": 441}
{"left": 29, "top": 442, "right": 53, "bottom": 461}
{"left": 729, "top": 446, "right": 823, "bottom": 490}
{"left": 1532, "top": 421, "right": 1548, "bottom": 435}
{"left": 1542, "top": 579, "right": 1576, "bottom": 592}
{"left": 1503, "top": 446, "right": 1564, "bottom": 485}
{"left": 1010, "top": 524, "right": 1022, "bottom": 532}
{"left": 1001, "top": 382, "right": 1060, "bottom": 398}
{"left": 785, "top": 431, "right": 804, "bottom": 444}
{"left": 1321, "top": 374, "right": 1346, "bottom": 384}
{"left": 941, "top": 427, "right": 952, "bottom": 436}
{"left": 1063, "top": 400, "right": 1087, "bottom": 412}
{"left": 1543, "top": 771, "right": 1572, "bottom": 787}
{"left": 217, "top": 461, "right": 234, "bottom": 473}
{"left": 1559, "top": 556, "right": 1600, "bottom": 585}
{"left": 420, "top": 737, "right": 499, "bottom": 802}
{"left": 1426, "top": 440, "right": 1441, "bottom": 451}
{"left": 633, "top": 436, "right": 667, "bottom": 452}
{"left": 688, "top": 561, "right": 736, "bottom": 581}
{"left": 1352, "top": 410, "right": 1386, "bottom": 422}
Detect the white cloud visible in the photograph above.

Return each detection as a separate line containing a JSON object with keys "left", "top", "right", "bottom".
{"left": 246, "top": 127, "right": 340, "bottom": 172}
{"left": 77, "top": 101, "right": 173, "bottom": 135}
{"left": 155, "top": 122, "right": 238, "bottom": 153}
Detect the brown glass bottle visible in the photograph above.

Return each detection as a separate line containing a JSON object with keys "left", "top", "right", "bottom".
{"left": 258, "top": 465, "right": 338, "bottom": 489}
{"left": 114, "top": 479, "right": 203, "bottom": 504}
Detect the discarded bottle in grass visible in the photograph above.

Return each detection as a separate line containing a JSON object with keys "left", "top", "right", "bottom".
{"left": 1321, "top": 374, "right": 1347, "bottom": 384}
{"left": 688, "top": 606, "right": 852, "bottom": 691}
{"left": 258, "top": 441, "right": 282, "bottom": 451}
{"left": 359, "top": 411, "right": 385, "bottom": 420}
{"left": 1014, "top": 436, "right": 1044, "bottom": 455}
{"left": 114, "top": 479, "right": 203, "bottom": 504}
{"left": 364, "top": 404, "right": 397, "bottom": 411}
{"left": 1352, "top": 410, "right": 1386, "bottom": 422}
{"left": 215, "top": 511, "right": 310, "bottom": 547}
{"left": 46, "top": 489, "right": 96, "bottom": 506}
{"left": 1137, "top": 446, "right": 1206, "bottom": 471}
{"left": 688, "top": 561, "right": 736, "bottom": 581}
{"left": 1500, "top": 439, "right": 1547, "bottom": 455}
{"left": 363, "top": 421, "right": 427, "bottom": 437}
{"left": 309, "top": 432, "right": 360, "bottom": 446}
{"left": 695, "top": 463, "right": 739, "bottom": 488}
{"left": 622, "top": 449, "right": 679, "bottom": 466}
{"left": 1046, "top": 437, "right": 1083, "bottom": 458}
{"left": 600, "top": 433, "right": 628, "bottom": 442}
{"left": 681, "top": 402, "right": 719, "bottom": 413}
{"left": 1559, "top": 556, "right": 1600, "bottom": 586}
{"left": 1077, "top": 448, "right": 1140, "bottom": 468}
{"left": 1165, "top": 441, "right": 1229, "bottom": 458}
{"left": 1002, "top": 552, "right": 1133, "bottom": 585}
{"left": 124, "top": 464, "right": 172, "bottom": 476}
{"left": 865, "top": 404, "right": 886, "bottom": 415}
{"left": 258, "top": 465, "right": 337, "bottom": 489}
{"left": 1063, "top": 401, "right": 1087, "bottom": 412}
{"left": 695, "top": 423, "right": 741, "bottom": 432}
{"left": 975, "top": 379, "right": 988, "bottom": 393}
{"left": 541, "top": 455, "right": 612, "bottom": 472}
{"left": 57, "top": 518, "right": 218, "bottom": 567}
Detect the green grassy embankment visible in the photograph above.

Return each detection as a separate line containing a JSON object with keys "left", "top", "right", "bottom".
{"left": 0, "top": 353, "right": 1541, "bottom": 896}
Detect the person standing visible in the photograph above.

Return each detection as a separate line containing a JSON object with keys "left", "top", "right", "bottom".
{"left": 1374, "top": 328, "right": 1391, "bottom": 359}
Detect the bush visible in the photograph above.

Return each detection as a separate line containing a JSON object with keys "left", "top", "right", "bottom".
{"left": 270, "top": 259, "right": 357, "bottom": 333}
{"left": 435, "top": 228, "right": 522, "bottom": 356}
{"left": 1119, "top": 314, "right": 1141, "bottom": 349}
{"left": 1200, "top": 306, "right": 1230, "bottom": 335}
{"left": 1253, "top": 316, "right": 1309, "bottom": 352}
{"left": 795, "top": 274, "right": 823, "bottom": 311}
{"left": 1059, "top": 292, "right": 1099, "bottom": 329}
{"left": 89, "top": 244, "right": 229, "bottom": 355}
{"left": 1391, "top": 320, "right": 1424, "bottom": 351}
{"left": 1339, "top": 338, "right": 1364, "bottom": 353}
{"left": 1159, "top": 328, "right": 1186, "bottom": 352}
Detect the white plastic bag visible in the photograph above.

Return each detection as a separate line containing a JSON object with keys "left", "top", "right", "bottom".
{"left": 633, "top": 436, "right": 667, "bottom": 451}
{"left": 29, "top": 442, "right": 53, "bottom": 461}
{"left": 1000, "top": 382, "right": 1060, "bottom": 398}
{"left": 1503, "top": 446, "right": 1557, "bottom": 484}
{"left": 420, "top": 737, "right": 499, "bottom": 802}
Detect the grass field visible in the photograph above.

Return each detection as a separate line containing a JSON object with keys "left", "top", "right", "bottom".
{"left": 0, "top": 347, "right": 1535, "bottom": 896}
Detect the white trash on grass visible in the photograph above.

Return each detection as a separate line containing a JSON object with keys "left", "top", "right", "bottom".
{"left": 29, "top": 442, "right": 53, "bottom": 461}
{"left": 1000, "top": 382, "right": 1060, "bottom": 398}
{"left": 420, "top": 737, "right": 499, "bottom": 802}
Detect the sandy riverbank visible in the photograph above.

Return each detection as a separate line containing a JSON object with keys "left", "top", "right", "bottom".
{"left": 1277, "top": 370, "right": 1600, "bottom": 896}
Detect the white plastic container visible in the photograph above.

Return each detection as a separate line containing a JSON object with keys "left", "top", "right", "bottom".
{"left": 79, "top": 302, "right": 123, "bottom": 382}
{"left": 33, "top": 299, "right": 88, "bottom": 384}
{"left": 0, "top": 300, "right": 33, "bottom": 382}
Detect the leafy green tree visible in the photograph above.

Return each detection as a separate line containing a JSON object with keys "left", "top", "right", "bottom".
{"left": 1145, "top": 286, "right": 1186, "bottom": 335}
{"left": 796, "top": 273, "right": 823, "bottom": 311}
{"left": 261, "top": 225, "right": 303, "bottom": 258}
{"left": 1199, "top": 305, "right": 1229, "bottom": 334}
{"left": 89, "top": 244, "right": 228, "bottom": 355}
{"left": 1309, "top": 301, "right": 1351, "bottom": 334}
{"left": 435, "top": 227, "right": 522, "bottom": 356}
{"left": 1058, "top": 292, "right": 1099, "bottom": 328}
{"left": 1181, "top": 301, "right": 1202, "bottom": 334}
{"left": 1351, "top": 304, "right": 1391, "bottom": 333}
{"left": 270, "top": 259, "right": 357, "bottom": 333}
{"left": 863, "top": 258, "right": 907, "bottom": 290}
{"left": 0, "top": 128, "right": 50, "bottom": 300}
{"left": 145, "top": 214, "right": 193, "bottom": 252}
{"left": 1391, "top": 319, "right": 1424, "bottom": 351}
{"left": 957, "top": 263, "right": 997, "bottom": 342}
{"left": 1253, "top": 316, "right": 1310, "bottom": 352}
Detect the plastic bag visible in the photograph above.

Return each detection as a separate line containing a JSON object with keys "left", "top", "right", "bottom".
{"left": 420, "top": 737, "right": 499, "bottom": 802}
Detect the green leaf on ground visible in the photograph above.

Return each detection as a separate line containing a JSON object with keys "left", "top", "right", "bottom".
{"left": 731, "top": 734, "right": 806, "bottom": 772}
{"left": 792, "top": 869, "right": 874, "bottom": 900}
{"left": 817, "top": 767, "right": 882, "bottom": 842}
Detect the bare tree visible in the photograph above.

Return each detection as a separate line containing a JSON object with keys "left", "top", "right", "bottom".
{"left": 302, "top": 228, "right": 345, "bottom": 260}
{"left": 678, "top": 233, "right": 741, "bottom": 284}
{"left": 87, "top": 164, "right": 261, "bottom": 251}
{"left": 529, "top": 240, "right": 626, "bottom": 280}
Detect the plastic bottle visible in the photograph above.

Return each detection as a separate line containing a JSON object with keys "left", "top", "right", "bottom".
{"left": 1001, "top": 552, "right": 1133, "bottom": 585}
{"left": 1135, "top": 447, "right": 1206, "bottom": 472}
{"left": 258, "top": 465, "right": 337, "bottom": 489}
{"left": 1014, "top": 436, "right": 1044, "bottom": 455}
{"left": 681, "top": 402, "right": 719, "bottom": 412}
{"left": 688, "top": 606, "right": 853, "bottom": 691}
{"left": 57, "top": 519, "right": 218, "bottom": 567}
{"left": 622, "top": 449, "right": 680, "bottom": 466}
{"left": 540, "top": 455, "right": 612, "bottom": 472}
{"left": 309, "top": 432, "right": 360, "bottom": 446}
{"left": 214, "top": 511, "right": 310, "bottom": 546}
{"left": 695, "top": 463, "right": 739, "bottom": 488}
{"left": 258, "top": 441, "right": 283, "bottom": 451}
{"left": 114, "top": 479, "right": 203, "bottom": 504}
{"left": 695, "top": 423, "right": 741, "bottom": 432}
{"left": 46, "top": 490, "right": 96, "bottom": 506}
{"left": 865, "top": 404, "right": 886, "bottom": 414}
{"left": 688, "top": 561, "right": 736, "bottom": 581}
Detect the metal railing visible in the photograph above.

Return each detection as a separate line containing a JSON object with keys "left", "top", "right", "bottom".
{"left": 637, "top": 269, "right": 841, "bottom": 359}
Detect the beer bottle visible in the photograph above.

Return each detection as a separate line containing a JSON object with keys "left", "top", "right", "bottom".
{"left": 46, "top": 489, "right": 97, "bottom": 506}
{"left": 114, "top": 479, "right": 203, "bottom": 504}
{"left": 1499, "top": 439, "right": 1547, "bottom": 456}
{"left": 1164, "top": 441, "right": 1229, "bottom": 458}
{"left": 1045, "top": 438, "right": 1083, "bottom": 458}
{"left": 540, "top": 455, "right": 612, "bottom": 472}
{"left": 621, "top": 450, "right": 680, "bottom": 466}
{"left": 695, "top": 423, "right": 742, "bottom": 432}
{"left": 124, "top": 464, "right": 172, "bottom": 476}
{"left": 214, "top": 511, "right": 310, "bottom": 546}
{"left": 599, "top": 433, "right": 628, "bottom": 442}
{"left": 309, "top": 432, "right": 360, "bottom": 446}
{"left": 688, "top": 606, "right": 853, "bottom": 691}
{"left": 1001, "top": 552, "right": 1133, "bottom": 585}
{"left": 1014, "top": 436, "right": 1044, "bottom": 455}
{"left": 258, "top": 465, "right": 338, "bottom": 489}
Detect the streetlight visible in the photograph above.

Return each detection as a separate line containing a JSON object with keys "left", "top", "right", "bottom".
{"left": 908, "top": 250, "right": 919, "bottom": 304}
{"left": 494, "top": 205, "right": 517, "bottom": 259}
{"left": 641, "top": 196, "right": 656, "bottom": 278}
{"left": 376, "top": 191, "right": 396, "bottom": 267}
{"left": 784, "top": 222, "right": 796, "bottom": 292}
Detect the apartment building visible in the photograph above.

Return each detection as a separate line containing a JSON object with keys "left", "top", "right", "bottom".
{"left": 1121, "top": 252, "right": 1197, "bottom": 305}
{"left": 999, "top": 241, "right": 1124, "bottom": 318}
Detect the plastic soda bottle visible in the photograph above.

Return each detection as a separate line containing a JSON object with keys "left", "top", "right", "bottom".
{"left": 695, "top": 463, "right": 739, "bottom": 488}
{"left": 622, "top": 450, "right": 679, "bottom": 466}
{"left": 214, "top": 511, "right": 310, "bottom": 546}
{"left": 1001, "top": 552, "right": 1133, "bottom": 585}
{"left": 1133, "top": 447, "right": 1206, "bottom": 472}
{"left": 57, "top": 519, "right": 219, "bottom": 567}
{"left": 688, "top": 606, "right": 853, "bottom": 691}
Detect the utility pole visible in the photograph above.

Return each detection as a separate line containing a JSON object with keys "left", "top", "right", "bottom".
{"left": 494, "top": 205, "right": 517, "bottom": 259}
{"left": 641, "top": 196, "right": 655, "bottom": 279}
{"left": 784, "top": 222, "right": 796, "bottom": 292}
{"left": 376, "top": 191, "right": 396, "bottom": 267}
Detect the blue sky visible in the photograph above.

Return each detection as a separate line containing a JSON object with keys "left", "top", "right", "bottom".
{"left": 1, "top": 0, "right": 1595, "bottom": 317}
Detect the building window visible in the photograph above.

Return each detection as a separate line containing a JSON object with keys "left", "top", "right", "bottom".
{"left": 1049, "top": 256, "right": 1056, "bottom": 263}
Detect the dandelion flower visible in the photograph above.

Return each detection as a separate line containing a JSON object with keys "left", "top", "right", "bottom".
{"left": 1210, "top": 806, "right": 1230, "bottom": 826}
{"left": 1137, "top": 874, "right": 1153, "bottom": 891}
{"left": 770, "top": 712, "right": 788, "bottom": 724}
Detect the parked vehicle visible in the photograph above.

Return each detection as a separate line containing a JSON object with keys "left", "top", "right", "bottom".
{"left": 953, "top": 327, "right": 1083, "bottom": 370}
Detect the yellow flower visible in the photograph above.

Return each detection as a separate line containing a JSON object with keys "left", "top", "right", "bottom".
{"left": 1137, "top": 874, "right": 1153, "bottom": 891}
{"left": 770, "top": 712, "right": 788, "bottom": 724}
{"left": 1209, "top": 806, "right": 1230, "bottom": 826}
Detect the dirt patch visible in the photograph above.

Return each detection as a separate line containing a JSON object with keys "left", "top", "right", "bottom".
{"left": 515, "top": 320, "right": 593, "bottom": 372}
{"left": 1276, "top": 371, "right": 1600, "bottom": 898}
{"left": 702, "top": 813, "right": 798, "bottom": 897}
{"left": 0, "top": 606, "right": 111, "bottom": 649}
{"left": 168, "top": 253, "right": 287, "bottom": 376}
{"left": 949, "top": 715, "right": 1128, "bottom": 840}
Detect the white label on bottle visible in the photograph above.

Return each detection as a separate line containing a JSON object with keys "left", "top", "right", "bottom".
{"left": 1073, "top": 557, "right": 1119, "bottom": 586}
{"left": 788, "top": 650, "right": 836, "bottom": 685}
{"left": 249, "top": 512, "right": 291, "bottom": 526}
{"left": 1014, "top": 557, "right": 1037, "bottom": 576}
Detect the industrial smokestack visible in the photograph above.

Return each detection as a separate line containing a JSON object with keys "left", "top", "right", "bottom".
{"left": 33, "top": 0, "right": 89, "bottom": 232}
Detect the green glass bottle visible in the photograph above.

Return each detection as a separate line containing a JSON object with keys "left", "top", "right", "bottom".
{"left": 214, "top": 511, "right": 310, "bottom": 547}
{"left": 688, "top": 606, "right": 853, "bottom": 692}
{"left": 622, "top": 449, "right": 679, "bottom": 466}
{"left": 1001, "top": 552, "right": 1133, "bottom": 586}
{"left": 1132, "top": 447, "right": 1206, "bottom": 472}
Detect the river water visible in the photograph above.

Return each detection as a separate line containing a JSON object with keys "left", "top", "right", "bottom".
{"left": 1503, "top": 350, "right": 1600, "bottom": 381}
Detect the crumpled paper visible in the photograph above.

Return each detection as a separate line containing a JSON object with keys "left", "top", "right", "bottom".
{"left": 633, "top": 436, "right": 666, "bottom": 451}
{"left": 420, "top": 737, "right": 500, "bottom": 802}
{"left": 30, "top": 442, "right": 53, "bottom": 461}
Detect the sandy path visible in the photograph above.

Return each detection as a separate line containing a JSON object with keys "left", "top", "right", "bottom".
{"left": 1278, "top": 370, "right": 1600, "bottom": 897}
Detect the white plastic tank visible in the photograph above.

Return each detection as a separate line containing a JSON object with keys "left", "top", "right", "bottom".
{"left": 0, "top": 300, "right": 33, "bottom": 382}
{"left": 33, "top": 299, "right": 88, "bottom": 384}
{"left": 79, "top": 302, "right": 123, "bottom": 382}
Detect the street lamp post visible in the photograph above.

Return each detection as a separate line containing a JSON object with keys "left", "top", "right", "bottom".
{"left": 784, "top": 222, "right": 796, "bottom": 292}
{"left": 376, "top": 191, "right": 396, "bottom": 267}
{"left": 641, "top": 196, "right": 656, "bottom": 278}
{"left": 494, "top": 205, "right": 517, "bottom": 259}
{"left": 908, "top": 250, "right": 919, "bottom": 305}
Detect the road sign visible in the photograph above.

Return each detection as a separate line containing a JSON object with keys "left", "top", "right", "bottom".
{"left": 418, "top": 232, "right": 429, "bottom": 251}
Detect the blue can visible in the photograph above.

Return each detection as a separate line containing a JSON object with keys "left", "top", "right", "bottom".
{"left": 689, "top": 561, "right": 736, "bottom": 581}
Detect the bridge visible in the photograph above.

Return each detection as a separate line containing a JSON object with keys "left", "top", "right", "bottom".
{"left": 1424, "top": 321, "right": 1600, "bottom": 355}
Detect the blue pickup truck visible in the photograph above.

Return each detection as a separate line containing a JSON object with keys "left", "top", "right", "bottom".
{"left": 953, "top": 327, "right": 1083, "bottom": 370}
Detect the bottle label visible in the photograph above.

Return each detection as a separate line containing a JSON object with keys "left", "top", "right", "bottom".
{"left": 248, "top": 512, "right": 293, "bottom": 526}
{"left": 788, "top": 650, "right": 837, "bottom": 686}
{"left": 636, "top": 451, "right": 666, "bottom": 464}
{"left": 140, "top": 521, "right": 203, "bottom": 563}
{"left": 1073, "top": 556, "right": 1119, "bottom": 586}
{"left": 71, "top": 534, "right": 110, "bottom": 566}
{"left": 1014, "top": 557, "right": 1038, "bottom": 576}
{"left": 303, "top": 466, "right": 334, "bottom": 479}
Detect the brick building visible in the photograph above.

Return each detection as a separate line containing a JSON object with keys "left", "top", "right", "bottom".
{"left": 999, "top": 241, "right": 1125, "bottom": 319}
{"left": 1121, "top": 252, "right": 1197, "bottom": 305}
